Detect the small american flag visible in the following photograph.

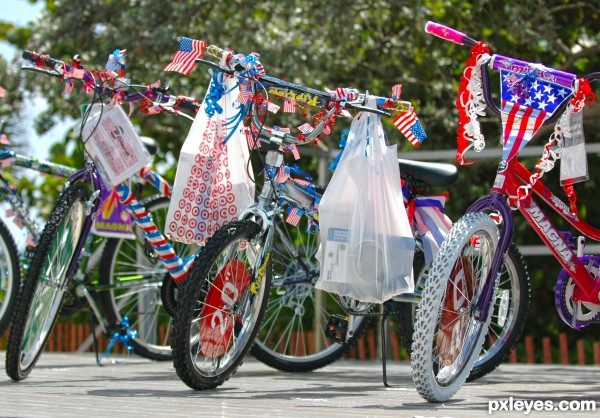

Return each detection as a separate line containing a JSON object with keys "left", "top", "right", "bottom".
{"left": 287, "top": 144, "right": 300, "bottom": 160}
{"left": 244, "top": 127, "right": 261, "bottom": 149}
{"left": 1, "top": 156, "right": 14, "bottom": 168}
{"left": 237, "top": 80, "right": 253, "bottom": 105}
{"left": 298, "top": 123, "right": 314, "bottom": 135}
{"left": 393, "top": 108, "right": 427, "bottom": 146}
{"left": 65, "top": 68, "right": 85, "bottom": 79}
{"left": 146, "top": 105, "right": 163, "bottom": 115}
{"left": 275, "top": 166, "right": 290, "bottom": 183}
{"left": 283, "top": 99, "right": 297, "bottom": 113}
{"left": 12, "top": 216, "right": 24, "bottom": 229}
{"left": 266, "top": 101, "right": 280, "bottom": 113}
{"left": 273, "top": 126, "right": 290, "bottom": 134}
{"left": 0, "top": 85, "right": 5, "bottom": 97}
{"left": 392, "top": 84, "right": 402, "bottom": 100}
{"left": 285, "top": 206, "right": 304, "bottom": 227}
{"left": 163, "top": 37, "right": 207, "bottom": 76}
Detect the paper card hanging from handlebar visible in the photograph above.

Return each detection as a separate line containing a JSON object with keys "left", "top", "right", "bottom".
{"left": 493, "top": 55, "right": 576, "bottom": 163}
{"left": 316, "top": 99, "right": 415, "bottom": 303}
{"left": 81, "top": 104, "right": 152, "bottom": 187}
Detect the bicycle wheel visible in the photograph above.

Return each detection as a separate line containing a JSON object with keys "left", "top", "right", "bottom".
{"left": 97, "top": 195, "right": 199, "bottom": 361}
{"left": 411, "top": 211, "right": 499, "bottom": 402}
{"left": 6, "top": 185, "right": 89, "bottom": 381}
{"left": 467, "top": 242, "right": 529, "bottom": 380}
{"left": 0, "top": 219, "right": 21, "bottom": 337}
{"left": 396, "top": 243, "right": 530, "bottom": 382}
{"left": 172, "top": 219, "right": 271, "bottom": 390}
{"left": 251, "top": 216, "right": 371, "bottom": 372}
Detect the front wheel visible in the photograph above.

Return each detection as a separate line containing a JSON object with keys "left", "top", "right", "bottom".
{"left": 411, "top": 212, "right": 500, "bottom": 402}
{"left": 6, "top": 185, "right": 89, "bottom": 381}
{"left": 0, "top": 219, "right": 21, "bottom": 337}
{"left": 172, "top": 220, "right": 271, "bottom": 390}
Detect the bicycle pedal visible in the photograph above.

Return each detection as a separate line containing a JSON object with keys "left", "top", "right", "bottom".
{"left": 325, "top": 314, "right": 349, "bottom": 344}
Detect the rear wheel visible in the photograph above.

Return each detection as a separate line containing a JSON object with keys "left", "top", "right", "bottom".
{"left": 6, "top": 185, "right": 89, "bottom": 381}
{"left": 97, "top": 195, "right": 199, "bottom": 361}
{"left": 0, "top": 219, "right": 21, "bottom": 337}
{"left": 251, "top": 217, "right": 371, "bottom": 372}
{"left": 172, "top": 220, "right": 271, "bottom": 390}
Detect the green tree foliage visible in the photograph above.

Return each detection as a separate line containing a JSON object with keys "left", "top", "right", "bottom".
{"left": 1, "top": 0, "right": 600, "bottom": 343}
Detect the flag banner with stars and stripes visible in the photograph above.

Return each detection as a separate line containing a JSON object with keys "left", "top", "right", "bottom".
{"left": 163, "top": 37, "right": 207, "bottom": 76}
{"left": 498, "top": 63, "right": 574, "bottom": 162}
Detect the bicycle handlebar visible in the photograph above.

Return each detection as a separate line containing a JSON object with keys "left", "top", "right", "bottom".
{"left": 195, "top": 43, "right": 418, "bottom": 146}
{"left": 22, "top": 49, "right": 200, "bottom": 116}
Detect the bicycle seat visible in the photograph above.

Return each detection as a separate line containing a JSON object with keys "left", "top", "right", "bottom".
{"left": 398, "top": 158, "right": 458, "bottom": 187}
{"left": 140, "top": 136, "right": 159, "bottom": 156}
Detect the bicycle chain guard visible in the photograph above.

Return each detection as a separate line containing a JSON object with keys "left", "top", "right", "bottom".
{"left": 555, "top": 254, "right": 600, "bottom": 329}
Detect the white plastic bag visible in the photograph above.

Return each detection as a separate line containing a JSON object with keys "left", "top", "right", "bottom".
{"left": 316, "top": 101, "right": 415, "bottom": 303}
{"left": 166, "top": 72, "right": 255, "bottom": 244}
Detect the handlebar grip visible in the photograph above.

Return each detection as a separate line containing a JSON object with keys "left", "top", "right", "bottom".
{"left": 22, "top": 50, "right": 63, "bottom": 68}
{"left": 424, "top": 21, "right": 476, "bottom": 47}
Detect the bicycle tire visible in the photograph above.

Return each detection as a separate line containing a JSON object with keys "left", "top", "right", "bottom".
{"left": 97, "top": 195, "right": 199, "bottom": 361}
{"left": 411, "top": 211, "right": 499, "bottom": 402}
{"left": 251, "top": 216, "right": 371, "bottom": 372}
{"left": 6, "top": 185, "right": 89, "bottom": 381}
{"left": 0, "top": 219, "right": 21, "bottom": 337}
{"left": 172, "top": 219, "right": 271, "bottom": 390}
{"left": 397, "top": 243, "right": 530, "bottom": 382}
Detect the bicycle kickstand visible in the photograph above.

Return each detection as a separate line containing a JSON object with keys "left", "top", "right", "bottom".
{"left": 381, "top": 301, "right": 400, "bottom": 388}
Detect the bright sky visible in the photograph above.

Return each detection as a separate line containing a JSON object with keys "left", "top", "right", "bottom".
{"left": 0, "top": 0, "right": 44, "bottom": 60}
{"left": 1, "top": 0, "right": 73, "bottom": 161}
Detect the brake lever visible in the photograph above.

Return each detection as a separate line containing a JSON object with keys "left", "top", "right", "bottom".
{"left": 21, "top": 65, "right": 62, "bottom": 78}
{"left": 344, "top": 101, "right": 390, "bottom": 116}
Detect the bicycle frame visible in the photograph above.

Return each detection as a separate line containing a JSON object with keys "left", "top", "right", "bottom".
{"left": 61, "top": 159, "right": 194, "bottom": 287}
{"left": 492, "top": 158, "right": 600, "bottom": 303}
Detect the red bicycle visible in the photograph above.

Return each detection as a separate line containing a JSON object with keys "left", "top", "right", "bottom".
{"left": 411, "top": 21, "right": 599, "bottom": 402}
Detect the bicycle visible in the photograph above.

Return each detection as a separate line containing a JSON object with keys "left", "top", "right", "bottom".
{"left": 0, "top": 124, "right": 77, "bottom": 337}
{"left": 411, "top": 21, "right": 599, "bottom": 402}
{"left": 5, "top": 50, "right": 201, "bottom": 380}
{"left": 167, "top": 42, "right": 530, "bottom": 390}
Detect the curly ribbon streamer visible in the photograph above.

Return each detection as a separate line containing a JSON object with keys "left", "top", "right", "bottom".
{"left": 456, "top": 41, "right": 491, "bottom": 165}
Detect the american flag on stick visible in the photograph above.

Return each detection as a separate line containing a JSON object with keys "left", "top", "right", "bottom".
{"left": 298, "top": 123, "right": 314, "bottom": 135}
{"left": 285, "top": 206, "right": 304, "bottom": 227}
{"left": 283, "top": 99, "right": 297, "bottom": 113}
{"left": 392, "top": 84, "right": 402, "bottom": 100}
{"left": 392, "top": 108, "right": 427, "bottom": 146}
{"left": 163, "top": 37, "right": 207, "bottom": 76}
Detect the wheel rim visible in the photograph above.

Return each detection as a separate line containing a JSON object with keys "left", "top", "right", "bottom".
{"left": 255, "top": 219, "right": 367, "bottom": 363}
{"left": 190, "top": 236, "right": 268, "bottom": 376}
{"left": 0, "top": 234, "right": 16, "bottom": 322}
{"left": 432, "top": 231, "right": 496, "bottom": 386}
{"left": 20, "top": 198, "right": 86, "bottom": 369}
